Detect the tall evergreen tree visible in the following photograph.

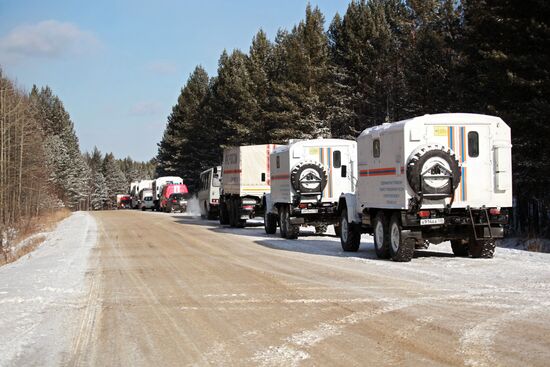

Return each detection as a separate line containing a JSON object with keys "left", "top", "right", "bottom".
{"left": 461, "top": 0, "right": 550, "bottom": 234}
{"left": 267, "top": 4, "right": 332, "bottom": 142}
{"left": 102, "top": 152, "right": 127, "bottom": 208}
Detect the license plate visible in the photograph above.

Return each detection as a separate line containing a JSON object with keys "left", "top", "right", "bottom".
{"left": 420, "top": 218, "right": 445, "bottom": 225}
{"left": 301, "top": 209, "right": 318, "bottom": 214}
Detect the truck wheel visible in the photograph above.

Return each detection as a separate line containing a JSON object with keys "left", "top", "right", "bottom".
{"left": 334, "top": 224, "right": 341, "bottom": 237}
{"left": 315, "top": 224, "right": 327, "bottom": 235}
{"left": 468, "top": 238, "right": 496, "bottom": 258}
{"left": 264, "top": 211, "right": 277, "bottom": 235}
{"left": 228, "top": 198, "right": 237, "bottom": 227}
{"left": 280, "top": 205, "right": 299, "bottom": 239}
{"left": 389, "top": 213, "right": 414, "bottom": 262}
{"left": 373, "top": 212, "right": 391, "bottom": 259}
{"left": 234, "top": 198, "right": 246, "bottom": 228}
{"left": 207, "top": 208, "right": 217, "bottom": 220}
{"left": 219, "top": 201, "right": 229, "bottom": 225}
{"left": 451, "top": 240, "right": 469, "bottom": 257}
{"left": 279, "top": 206, "right": 288, "bottom": 238}
{"left": 340, "top": 208, "right": 360, "bottom": 252}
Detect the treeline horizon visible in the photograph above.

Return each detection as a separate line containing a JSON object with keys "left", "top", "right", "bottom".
{"left": 0, "top": 73, "right": 154, "bottom": 251}
{"left": 156, "top": 0, "right": 549, "bottom": 237}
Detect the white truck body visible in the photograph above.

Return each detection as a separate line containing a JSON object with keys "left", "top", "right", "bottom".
{"left": 198, "top": 166, "right": 221, "bottom": 219}
{"left": 265, "top": 139, "right": 357, "bottom": 238}
{"left": 222, "top": 145, "right": 277, "bottom": 197}
{"left": 339, "top": 113, "right": 512, "bottom": 262}
{"left": 269, "top": 139, "right": 357, "bottom": 205}
{"left": 220, "top": 144, "right": 279, "bottom": 227}
{"left": 139, "top": 189, "right": 154, "bottom": 210}
{"left": 355, "top": 113, "right": 512, "bottom": 213}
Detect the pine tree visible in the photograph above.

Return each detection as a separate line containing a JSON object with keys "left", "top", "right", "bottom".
{"left": 156, "top": 66, "right": 211, "bottom": 191}
{"left": 461, "top": 0, "right": 550, "bottom": 235}
{"left": 102, "top": 152, "right": 127, "bottom": 208}
{"left": 90, "top": 171, "right": 108, "bottom": 210}
{"left": 247, "top": 29, "right": 274, "bottom": 143}
{"left": 267, "top": 4, "right": 332, "bottom": 142}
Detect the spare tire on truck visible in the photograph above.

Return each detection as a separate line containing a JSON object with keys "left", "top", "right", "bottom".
{"left": 290, "top": 161, "right": 327, "bottom": 194}
{"left": 406, "top": 145, "right": 461, "bottom": 198}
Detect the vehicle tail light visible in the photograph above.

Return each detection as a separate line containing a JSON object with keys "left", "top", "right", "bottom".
{"left": 418, "top": 210, "right": 430, "bottom": 218}
{"left": 211, "top": 199, "right": 218, "bottom": 203}
{"left": 172, "top": 199, "right": 177, "bottom": 203}
{"left": 242, "top": 205, "right": 254, "bottom": 210}
{"left": 489, "top": 208, "right": 500, "bottom": 215}
{"left": 299, "top": 203, "right": 308, "bottom": 209}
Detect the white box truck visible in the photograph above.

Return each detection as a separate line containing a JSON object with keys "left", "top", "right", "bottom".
{"left": 338, "top": 113, "right": 512, "bottom": 261}
{"left": 152, "top": 176, "right": 183, "bottom": 211}
{"left": 198, "top": 166, "right": 221, "bottom": 219}
{"left": 219, "top": 144, "right": 278, "bottom": 227}
{"left": 264, "top": 139, "right": 357, "bottom": 239}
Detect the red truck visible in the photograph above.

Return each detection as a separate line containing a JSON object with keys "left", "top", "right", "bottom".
{"left": 116, "top": 194, "right": 132, "bottom": 209}
{"left": 159, "top": 184, "right": 189, "bottom": 213}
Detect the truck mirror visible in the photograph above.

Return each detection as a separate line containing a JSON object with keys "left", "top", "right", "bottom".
{"left": 261, "top": 173, "right": 266, "bottom": 182}
{"left": 341, "top": 165, "right": 347, "bottom": 177}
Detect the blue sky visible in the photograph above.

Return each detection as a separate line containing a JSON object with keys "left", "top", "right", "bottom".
{"left": 0, "top": 0, "right": 349, "bottom": 162}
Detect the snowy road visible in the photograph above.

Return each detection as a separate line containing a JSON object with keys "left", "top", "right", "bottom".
{"left": 2, "top": 210, "right": 550, "bottom": 366}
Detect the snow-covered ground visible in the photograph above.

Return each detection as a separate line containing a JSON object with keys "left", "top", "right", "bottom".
{"left": 0, "top": 212, "right": 97, "bottom": 367}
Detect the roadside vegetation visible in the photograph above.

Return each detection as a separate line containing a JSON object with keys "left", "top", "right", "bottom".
{"left": 0, "top": 72, "right": 153, "bottom": 260}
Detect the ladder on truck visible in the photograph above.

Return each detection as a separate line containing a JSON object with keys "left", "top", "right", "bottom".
{"left": 468, "top": 207, "right": 493, "bottom": 240}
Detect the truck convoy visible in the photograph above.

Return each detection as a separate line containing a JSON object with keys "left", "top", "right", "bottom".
{"left": 264, "top": 139, "right": 357, "bottom": 239}
{"left": 198, "top": 166, "right": 221, "bottom": 219}
{"left": 219, "top": 144, "right": 278, "bottom": 227}
{"left": 152, "top": 176, "right": 183, "bottom": 211}
{"left": 338, "top": 113, "right": 512, "bottom": 261}
{"left": 122, "top": 113, "right": 512, "bottom": 262}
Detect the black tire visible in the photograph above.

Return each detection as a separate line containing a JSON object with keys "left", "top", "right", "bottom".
{"left": 207, "top": 207, "right": 217, "bottom": 220}
{"left": 315, "top": 224, "right": 327, "bottom": 235}
{"left": 233, "top": 198, "right": 246, "bottom": 228}
{"left": 407, "top": 145, "right": 461, "bottom": 198}
{"left": 141, "top": 207, "right": 145, "bottom": 211}
{"left": 468, "top": 238, "right": 496, "bottom": 258}
{"left": 340, "top": 208, "right": 361, "bottom": 252}
{"left": 334, "top": 224, "right": 341, "bottom": 238}
{"left": 451, "top": 239, "right": 469, "bottom": 257}
{"left": 373, "top": 212, "right": 391, "bottom": 259}
{"left": 280, "top": 205, "right": 299, "bottom": 239}
{"left": 219, "top": 200, "right": 230, "bottom": 225}
{"left": 279, "top": 206, "right": 288, "bottom": 238}
{"left": 290, "top": 161, "right": 328, "bottom": 194}
{"left": 388, "top": 213, "right": 414, "bottom": 262}
{"left": 264, "top": 211, "right": 277, "bottom": 235}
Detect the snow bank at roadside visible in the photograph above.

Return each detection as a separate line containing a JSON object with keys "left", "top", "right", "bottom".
{"left": 498, "top": 237, "right": 550, "bottom": 253}
{"left": 0, "top": 212, "right": 97, "bottom": 366}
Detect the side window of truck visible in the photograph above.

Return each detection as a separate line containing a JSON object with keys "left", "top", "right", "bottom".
{"left": 333, "top": 150, "right": 341, "bottom": 168}
{"left": 373, "top": 139, "right": 380, "bottom": 158}
{"left": 468, "top": 131, "right": 479, "bottom": 157}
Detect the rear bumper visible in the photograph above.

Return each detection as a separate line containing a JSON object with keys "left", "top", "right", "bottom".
{"left": 289, "top": 203, "right": 339, "bottom": 224}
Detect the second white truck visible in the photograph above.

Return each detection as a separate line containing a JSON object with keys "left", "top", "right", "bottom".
{"left": 264, "top": 139, "right": 357, "bottom": 238}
